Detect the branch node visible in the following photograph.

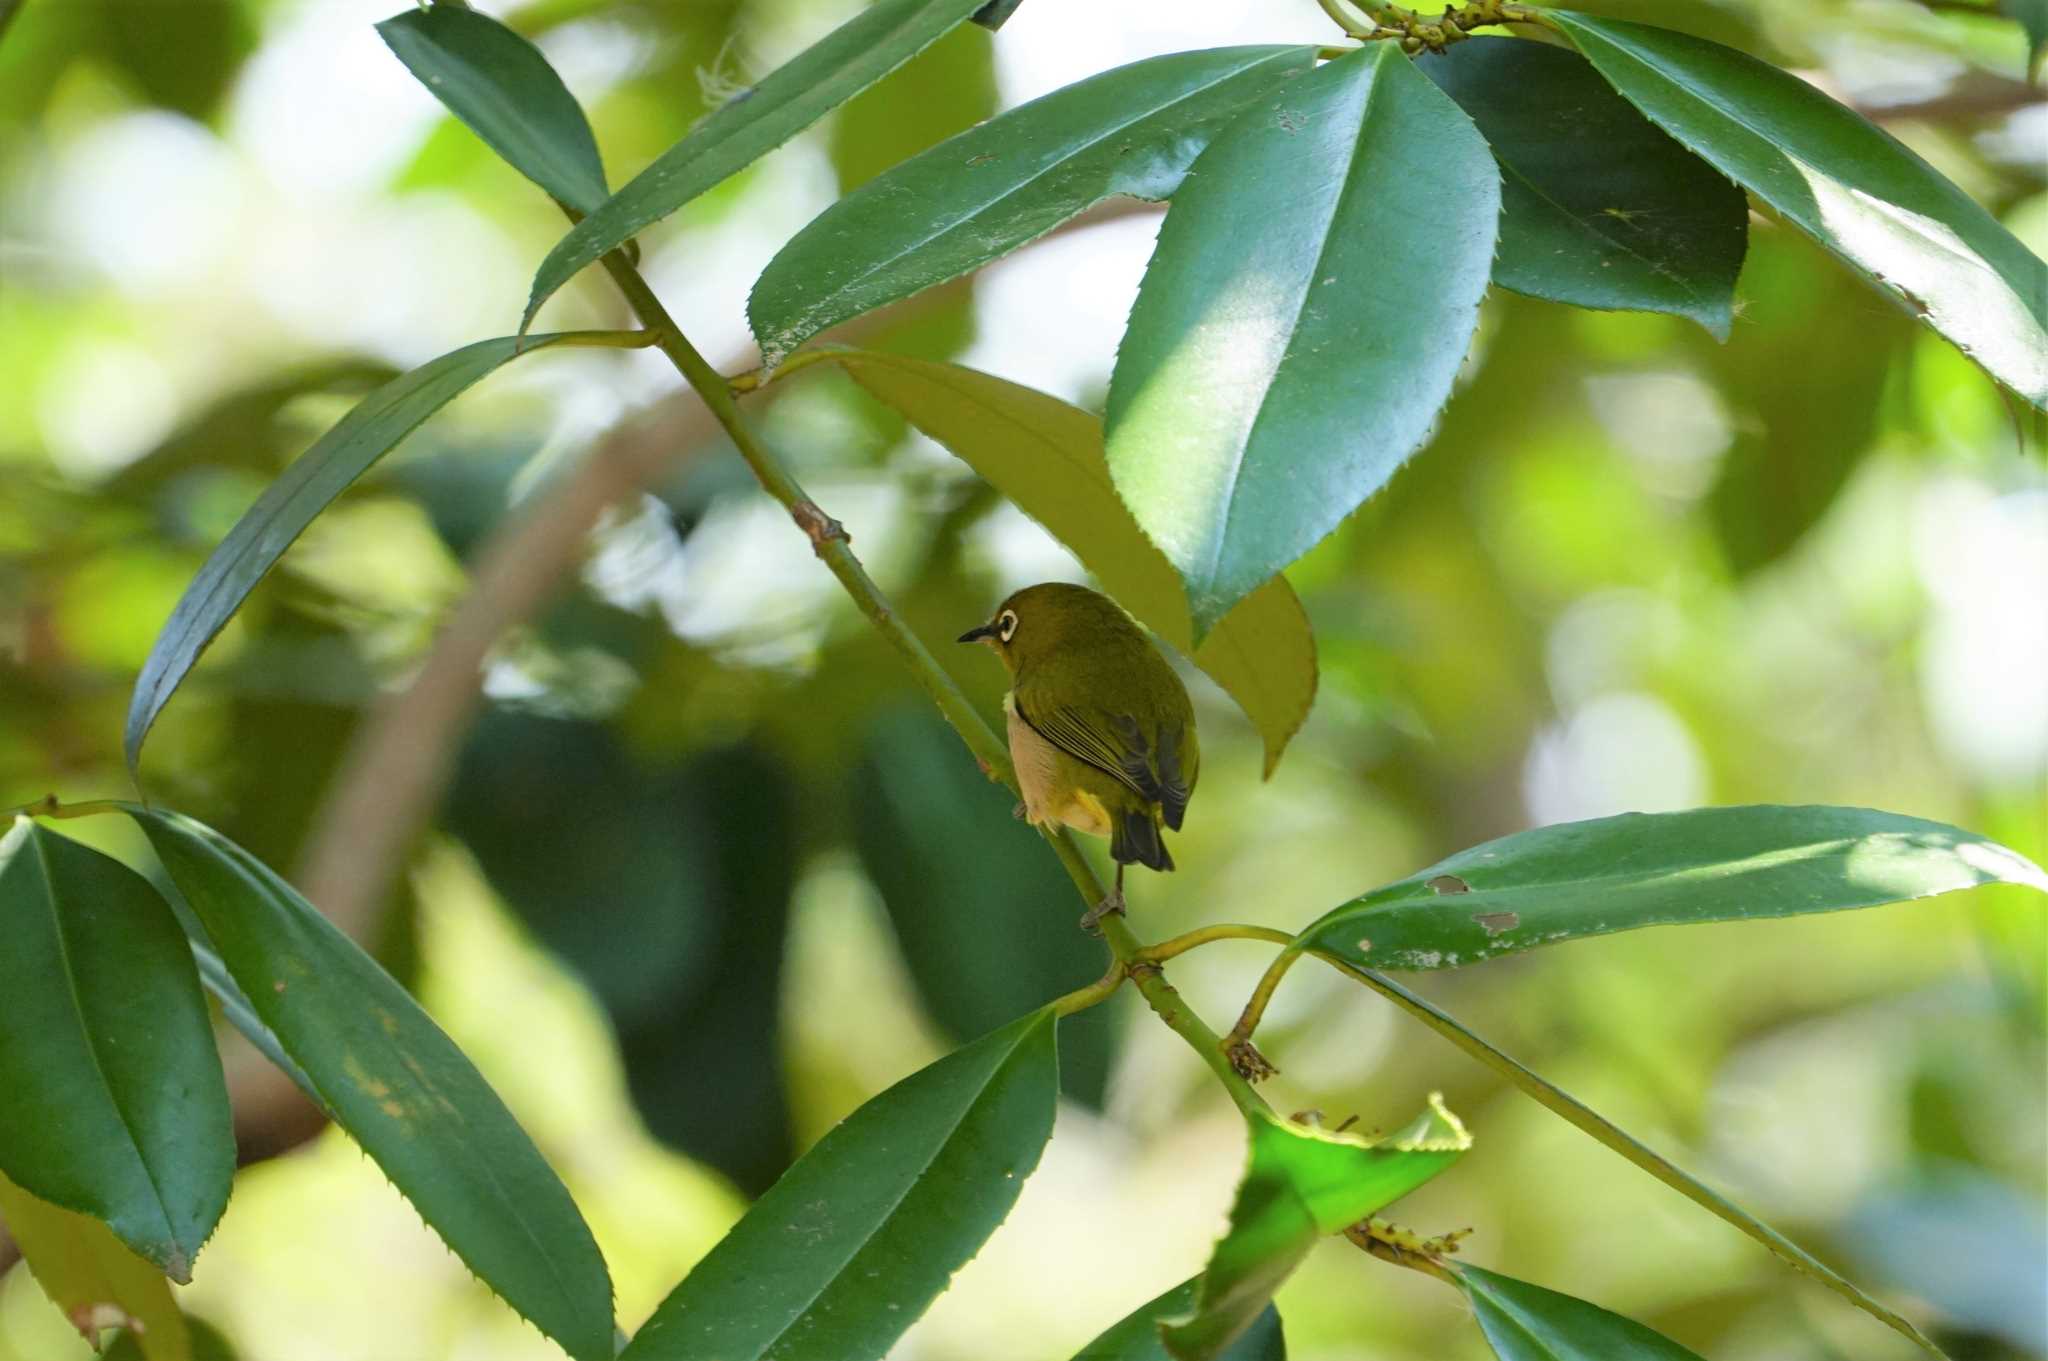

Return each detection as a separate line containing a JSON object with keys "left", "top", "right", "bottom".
{"left": 789, "top": 500, "right": 848, "bottom": 556}
{"left": 1225, "top": 1036, "right": 1279, "bottom": 1082}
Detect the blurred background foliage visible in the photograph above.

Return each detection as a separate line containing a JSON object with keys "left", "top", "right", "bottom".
{"left": 0, "top": 0, "right": 2042, "bottom": 1358}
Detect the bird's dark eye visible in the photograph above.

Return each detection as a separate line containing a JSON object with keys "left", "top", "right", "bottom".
{"left": 998, "top": 609, "right": 1018, "bottom": 642}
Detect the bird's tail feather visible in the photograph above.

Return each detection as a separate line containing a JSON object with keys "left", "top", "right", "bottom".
{"left": 1111, "top": 808, "right": 1173, "bottom": 872}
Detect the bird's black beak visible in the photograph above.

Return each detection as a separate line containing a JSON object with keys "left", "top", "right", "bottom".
{"left": 957, "top": 623, "right": 997, "bottom": 644}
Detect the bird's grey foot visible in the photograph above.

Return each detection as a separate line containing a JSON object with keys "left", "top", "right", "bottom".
{"left": 1011, "top": 800, "right": 1028, "bottom": 821}
{"left": 1079, "top": 888, "right": 1126, "bottom": 933}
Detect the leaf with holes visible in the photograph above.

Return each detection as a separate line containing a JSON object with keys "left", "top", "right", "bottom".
{"left": 1161, "top": 1099, "right": 1468, "bottom": 1360}
{"left": 1300, "top": 804, "right": 2048, "bottom": 973}
{"left": 751, "top": 45, "right": 1315, "bottom": 365}
{"left": 1105, "top": 43, "right": 1498, "bottom": 638}
{"left": 0, "top": 819, "right": 230, "bottom": 1282}
{"left": 1550, "top": 12, "right": 2048, "bottom": 406}
{"left": 620, "top": 1010, "right": 1058, "bottom": 1361}
{"left": 1421, "top": 36, "right": 1747, "bottom": 338}
{"left": 129, "top": 808, "right": 615, "bottom": 1361}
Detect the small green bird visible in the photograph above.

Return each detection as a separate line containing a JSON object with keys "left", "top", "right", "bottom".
{"left": 958, "top": 582, "right": 1199, "bottom": 926}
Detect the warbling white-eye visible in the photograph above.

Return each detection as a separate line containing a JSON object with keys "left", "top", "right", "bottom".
{"left": 958, "top": 582, "right": 1199, "bottom": 927}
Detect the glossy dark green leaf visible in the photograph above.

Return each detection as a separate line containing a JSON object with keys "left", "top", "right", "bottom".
{"left": 1300, "top": 805, "right": 2048, "bottom": 972}
{"left": 1161, "top": 1100, "right": 1468, "bottom": 1360}
{"left": 377, "top": 4, "right": 609, "bottom": 212}
{"left": 1072, "top": 1278, "right": 1283, "bottom": 1361}
{"left": 0, "top": 819, "right": 230, "bottom": 1283}
{"left": 621, "top": 1010, "right": 1058, "bottom": 1361}
{"left": 128, "top": 808, "right": 615, "bottom": 1361}
{"left": 124, "top": 330, "right": 628, "bottom": 781}
{"left": 520, "top": 0, "right": 991, "bottom": 334}
{"left": 1420, "top": 36, "right": 1747, "bottom": 338}
{"left": 750, "top": 45, "right": 1315, "bottom": 365}
{"left": 852, "top": 706, "right": 1114, "bottom": 1106}
{"left": 1105, "top": 43, "right": 1499, "bottom": 638}
{"left": 1458, "top": 1265, "right": 1707, "bottom": 1360}
{"left": 0, "top": 1169, "right": 193, "bottom": 1361}
{"left": 448, "top": 716, "right": 797, "bottom": 1194}
{"left": 1550, "top": 12, "right": 2048, "bottom": 406}
{"left": 834, "top": 351, "right": 1317, "bottom": 774}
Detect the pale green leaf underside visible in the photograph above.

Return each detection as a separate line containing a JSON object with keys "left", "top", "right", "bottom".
{"left": 835, "top": 351, "right": 1315, "bottom": 774}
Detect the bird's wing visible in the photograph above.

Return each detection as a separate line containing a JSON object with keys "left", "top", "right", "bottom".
{"left": 1015, "top": 694, "right": 1189, "bottom": 818}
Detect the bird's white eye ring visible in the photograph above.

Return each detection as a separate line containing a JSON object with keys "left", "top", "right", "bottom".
{"left": 998, "top": 609, "right": 1018, "bottom": 642}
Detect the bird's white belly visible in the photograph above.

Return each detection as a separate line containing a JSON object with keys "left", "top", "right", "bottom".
{"left": 1005, "top": 692, "right": 1110, "bottom": 837}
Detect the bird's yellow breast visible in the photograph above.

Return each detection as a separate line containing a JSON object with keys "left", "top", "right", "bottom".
{"left": 1005, "top": 692, "right": 1111, "bottom": 837}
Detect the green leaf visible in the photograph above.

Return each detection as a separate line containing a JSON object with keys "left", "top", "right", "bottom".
{"left": 520, "top": 0, "right": 991, "bottom": 334}
{"left": 127, "top": 807, "right": 616, "bottom": 1361}
{"left": 1072, "top": 1278, "right": 1284, "bottom": 1361}
{"left": 1300, "top": 804, "right": 2048, "bottom": 972}
{"left": 1420, "top": 36, "right": 1747, "bottom": 338}
{"left": 1457, "top": 1265, "right": 1707, "bottom": 1360}
{"left": 1161, "top": 1100, "right": 1468, "bottom": 1361}
{"left": 124, "top": 330, "right": 629, "bottom": 781}
{"left": 1105, "top": 43, "right": 1499, "bottom": 638}
{"left": 750, "top": 45, "right": 1315, "bottom": 366}
{"left": 620, "top": 1010, "right": 1058, "bottom": 1361}
{"left": 834, "top": 351, "right": 1317, "bottom": 773}
{"left": 377, "top": 3, "right": 609, "bottom": 213}
{"left": 0, "top": 1168, "right": 192, "bottom": 1361}
{"left": 852, "top": 707, "right": 1115, "bottom": 1107}
{"left": 1325, "top": 964, "right": 1949, "bottom": 1357}
{"left": 0, "top": 819, "right": 231, "bottom": 1283}
{"left": 1549, "top": 12, "right": 2048, "bottom": 407}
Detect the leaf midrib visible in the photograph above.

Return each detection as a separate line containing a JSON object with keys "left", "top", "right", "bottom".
{"left": 1496, "top": 155, "right": 1712, "bottom": 308}
{"left": 1195, "top": 54, "right": 1391, "bottom": 598}
{"left": 29, "top": 833, "right": 176, "bottom": 1251}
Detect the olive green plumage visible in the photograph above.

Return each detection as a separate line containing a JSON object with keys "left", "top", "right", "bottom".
{"left": 958, "top": 583, "right": 1199, "bottom": 882}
